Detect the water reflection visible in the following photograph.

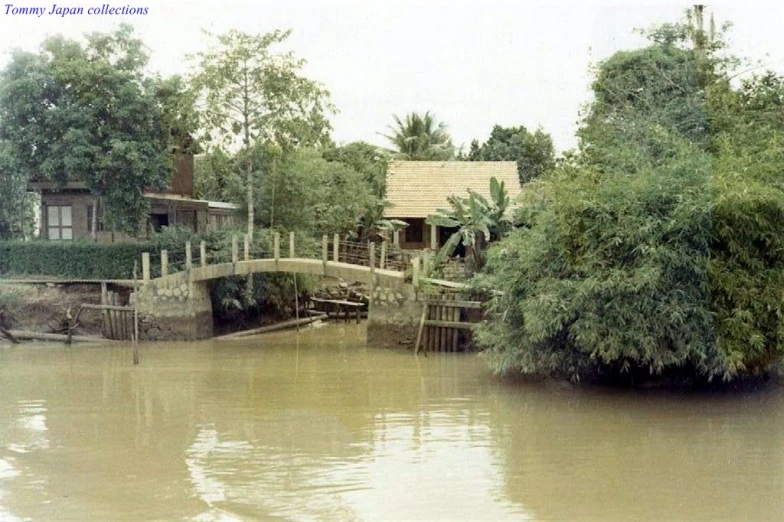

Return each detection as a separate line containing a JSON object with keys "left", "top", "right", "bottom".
{"left": 0, "top": 328, "right": 782, "bottom": 521}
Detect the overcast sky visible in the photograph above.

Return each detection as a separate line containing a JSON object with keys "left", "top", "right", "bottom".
{"left": 1, "top": 1, "right": 782, "bottom": 153}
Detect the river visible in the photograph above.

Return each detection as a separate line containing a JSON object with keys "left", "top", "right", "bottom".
{"left": 1, "top": 323, "right": 782, "bottom": 521}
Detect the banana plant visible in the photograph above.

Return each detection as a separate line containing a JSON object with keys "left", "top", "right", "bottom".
{"left": 426, "top": 176, "right": 511, "bottom": 274}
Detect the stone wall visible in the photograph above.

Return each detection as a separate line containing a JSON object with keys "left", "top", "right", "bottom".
{"left": 130, "top": 276, "right": 213, "bottom": 341}
{"left": 367, "top": 275, "right": 424, "bottom": 351}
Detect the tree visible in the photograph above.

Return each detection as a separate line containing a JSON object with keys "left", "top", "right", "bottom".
{"left": 194, "top": 146, "right": 244, "bottom": 203}
{"left": 475, "top": 9, "right": 784, "bottom": 384}
{"left": 468, "top": 125, "right": 555, "bottom": 184}
{"left": 192, "top": 29, "right": 334, "bottom": 239}
{"left": 0, "top": 25, "right": 173, "bottom": 233}
{"left": 0, "top": 141, "right": 35, "bottom": 239}
{"left": 322, "top": 141, "right": 389, "bottom": 197}
{"left": 426, "top": 176, "right": 511, "bottom": 273}
{"left": 384, "top": 111, "right": 455, "bottom": 160}
{"left": 255, "top": 148, "right": 377, "bottom": 237}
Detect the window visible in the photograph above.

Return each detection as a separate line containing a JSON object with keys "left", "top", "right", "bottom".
{"left": 87, "top": 203, "right": 104, "bottom": 233}
{"left": 47, "top": 205, "right": 73, "bottom": 240}
{"left": 405, "top": 219, "right": 424, "bottom": 243}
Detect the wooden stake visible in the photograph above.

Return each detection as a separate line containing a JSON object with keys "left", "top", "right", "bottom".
{"left": 414, "top": 304, "right": 428, "bottom": 354}
{"left": 133, "top": 261, "right": 139, "bottom": 365}
{"left": 293, "top": 273, "right": 300, "bottom": 333}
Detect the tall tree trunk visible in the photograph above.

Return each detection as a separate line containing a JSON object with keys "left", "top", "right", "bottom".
{"left": 91, "top": 197, "right": 98, "bottom": 242}
{"left": 247, "top": 152, "right": 253, "bottom": 240}
{"left": 270, "top": 156, "right": 276, "bottom": 229}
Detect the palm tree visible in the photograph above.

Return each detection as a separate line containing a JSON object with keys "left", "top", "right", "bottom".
{"left": 384, "top": 111, "right": 455, "bottom": 160}
{"left": 426, "top": 177, "right": 511, "bottom": 274}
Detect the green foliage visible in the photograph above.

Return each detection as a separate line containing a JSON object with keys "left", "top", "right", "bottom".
{"left": 478, "top": 10, "right": 784, "bottom": 383}
{"left": 384, "top": 111, "right": 454, "bottom": 160}
{"left": 322, "top": 141, "right": 389, "bottom": 197}
{"left": 194, "top": 147, "right": 245, "bottom": 203}
{"left": 0, "top": 141, "right": 36, "bottom": 239}
{"left": 468, "top": 125, "right": 555, "bottom": 184}
{"left": 256, "top": 148, "right": 378, "bottom": 236}
{"left": 0, "top": 25, "right": 176, "bottom": 233}
{"left": 192, "top": 28, "right": 335, "bottom": 236}
{"left": 0, "top": 240, "right": 151, "bottom": 279}
{"left": 426, "top": 176, "right": 511, "bottom": 273}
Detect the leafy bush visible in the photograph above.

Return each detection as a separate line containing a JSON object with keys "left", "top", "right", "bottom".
{"left": 0, "top": 240, "right": 152, "bottom": 279}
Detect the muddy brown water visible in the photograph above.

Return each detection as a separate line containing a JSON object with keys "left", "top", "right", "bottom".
{"left": 1, "top": 324, "right": 782, "bottom": 521}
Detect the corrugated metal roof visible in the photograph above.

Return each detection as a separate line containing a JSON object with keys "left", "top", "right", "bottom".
{"left": 384, "top": 161, "right": 521, "bottom": 218}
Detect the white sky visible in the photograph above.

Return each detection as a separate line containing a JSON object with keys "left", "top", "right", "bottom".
{"left": 0, "top": 1, "right": 782, "bottom": 153}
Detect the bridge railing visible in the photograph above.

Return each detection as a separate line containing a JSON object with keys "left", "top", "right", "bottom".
{"left": 139, "top": 232, "right": 411, "bottom": 282}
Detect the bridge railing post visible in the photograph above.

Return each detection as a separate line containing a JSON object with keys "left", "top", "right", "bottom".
{"left": 274, "top": 233, "right": 280, "bottom": 261}
{"left": 161, "top": 250, "right": 168, "bottom": 277}
{"left": 289, "top": 231, "right": 295, "bottom": 258}
{"left": 185, "top": 241, "right": 192, "bottom": 271}
{"left": 380, "top": 241, "right": 387, "bottom": 270}
{"left": 142, "top": 253, "right": 150, "bottom": 282}
{"left": 200, "top": 241, "right": 207, "bottom": 268}
{"left": 322, "top": 234, "right": 328, "bottom": 265}
{"left": 369, "top": 242, "right": 375, "bottom": 272}
{"left": 244, "top": 234, "right": 250, "bottom": 262}
{"left": 333, "top": 234, "right": 339, "bottom": 263}
{"left": 231, "top": 235, "right": 238, "bottom": 264}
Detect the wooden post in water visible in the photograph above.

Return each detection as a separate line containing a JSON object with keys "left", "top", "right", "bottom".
{"left": 289, "top": 232, "right": 295, "bottom": 258}
{"left": 293, "top": 273, "right": 300, "bottom": 333}
{"left": 133, "top": 261, "right": 139, "bottom": 365}
{"left": 160, "top": 250, "right": 168, "bottom": 277}
{"left": 101, "top": 283, "right": 109, "bottom": 337}
{"left": 200, "top": 241, "right": 207, "bottom": 268}
{"left": 333, "top": 234, "right": 339, "bottom": 262}
{"left": 142, "top": 253, "right": 150, "bottom": 282}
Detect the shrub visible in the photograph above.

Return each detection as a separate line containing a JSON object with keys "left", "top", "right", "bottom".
{"left": 0, "top": 240, "right": 152, "bottom": 279}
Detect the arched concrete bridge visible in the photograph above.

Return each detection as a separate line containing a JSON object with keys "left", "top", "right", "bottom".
{"left": 130, "top": 233, "right": 425, "bottom": 343}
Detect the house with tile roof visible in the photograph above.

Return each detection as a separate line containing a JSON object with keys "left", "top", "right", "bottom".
{"left": 384, "top": 160, "right": 521, "bottom": 251}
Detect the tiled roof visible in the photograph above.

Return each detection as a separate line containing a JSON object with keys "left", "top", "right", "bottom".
{"left": 384, "top": 161, "right": 520, "bottom": 218}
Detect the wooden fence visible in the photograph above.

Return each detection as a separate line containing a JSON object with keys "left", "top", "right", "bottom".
{"left": 414, "top": 293, "right": 483, "bottom": 353}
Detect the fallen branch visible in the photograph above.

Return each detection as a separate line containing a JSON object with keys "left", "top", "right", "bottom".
{"left": 215, "top": 313, "right": 328, "bottom": 339}
{"left": 7, "top": 330, "right": 120, "bottom": 343}
{"left": 0, "top": 326, "right": 20, "bottom": 344}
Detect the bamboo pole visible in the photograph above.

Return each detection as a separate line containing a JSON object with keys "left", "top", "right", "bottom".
{"left": 293, "top": 273, "right": 300, "bottom": 333}
{"left": 414, "top": 304, "right": 428, "bottom": 354}
{"left": 133, "top": 261, "right": 139, "bottom": 365}
{"left": 101, "top": 283, "right": 109, "bottom": 337}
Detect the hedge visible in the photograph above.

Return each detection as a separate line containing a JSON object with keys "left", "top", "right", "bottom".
{"left": 0, "top": 241, "right": 154, "bottom": 279}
